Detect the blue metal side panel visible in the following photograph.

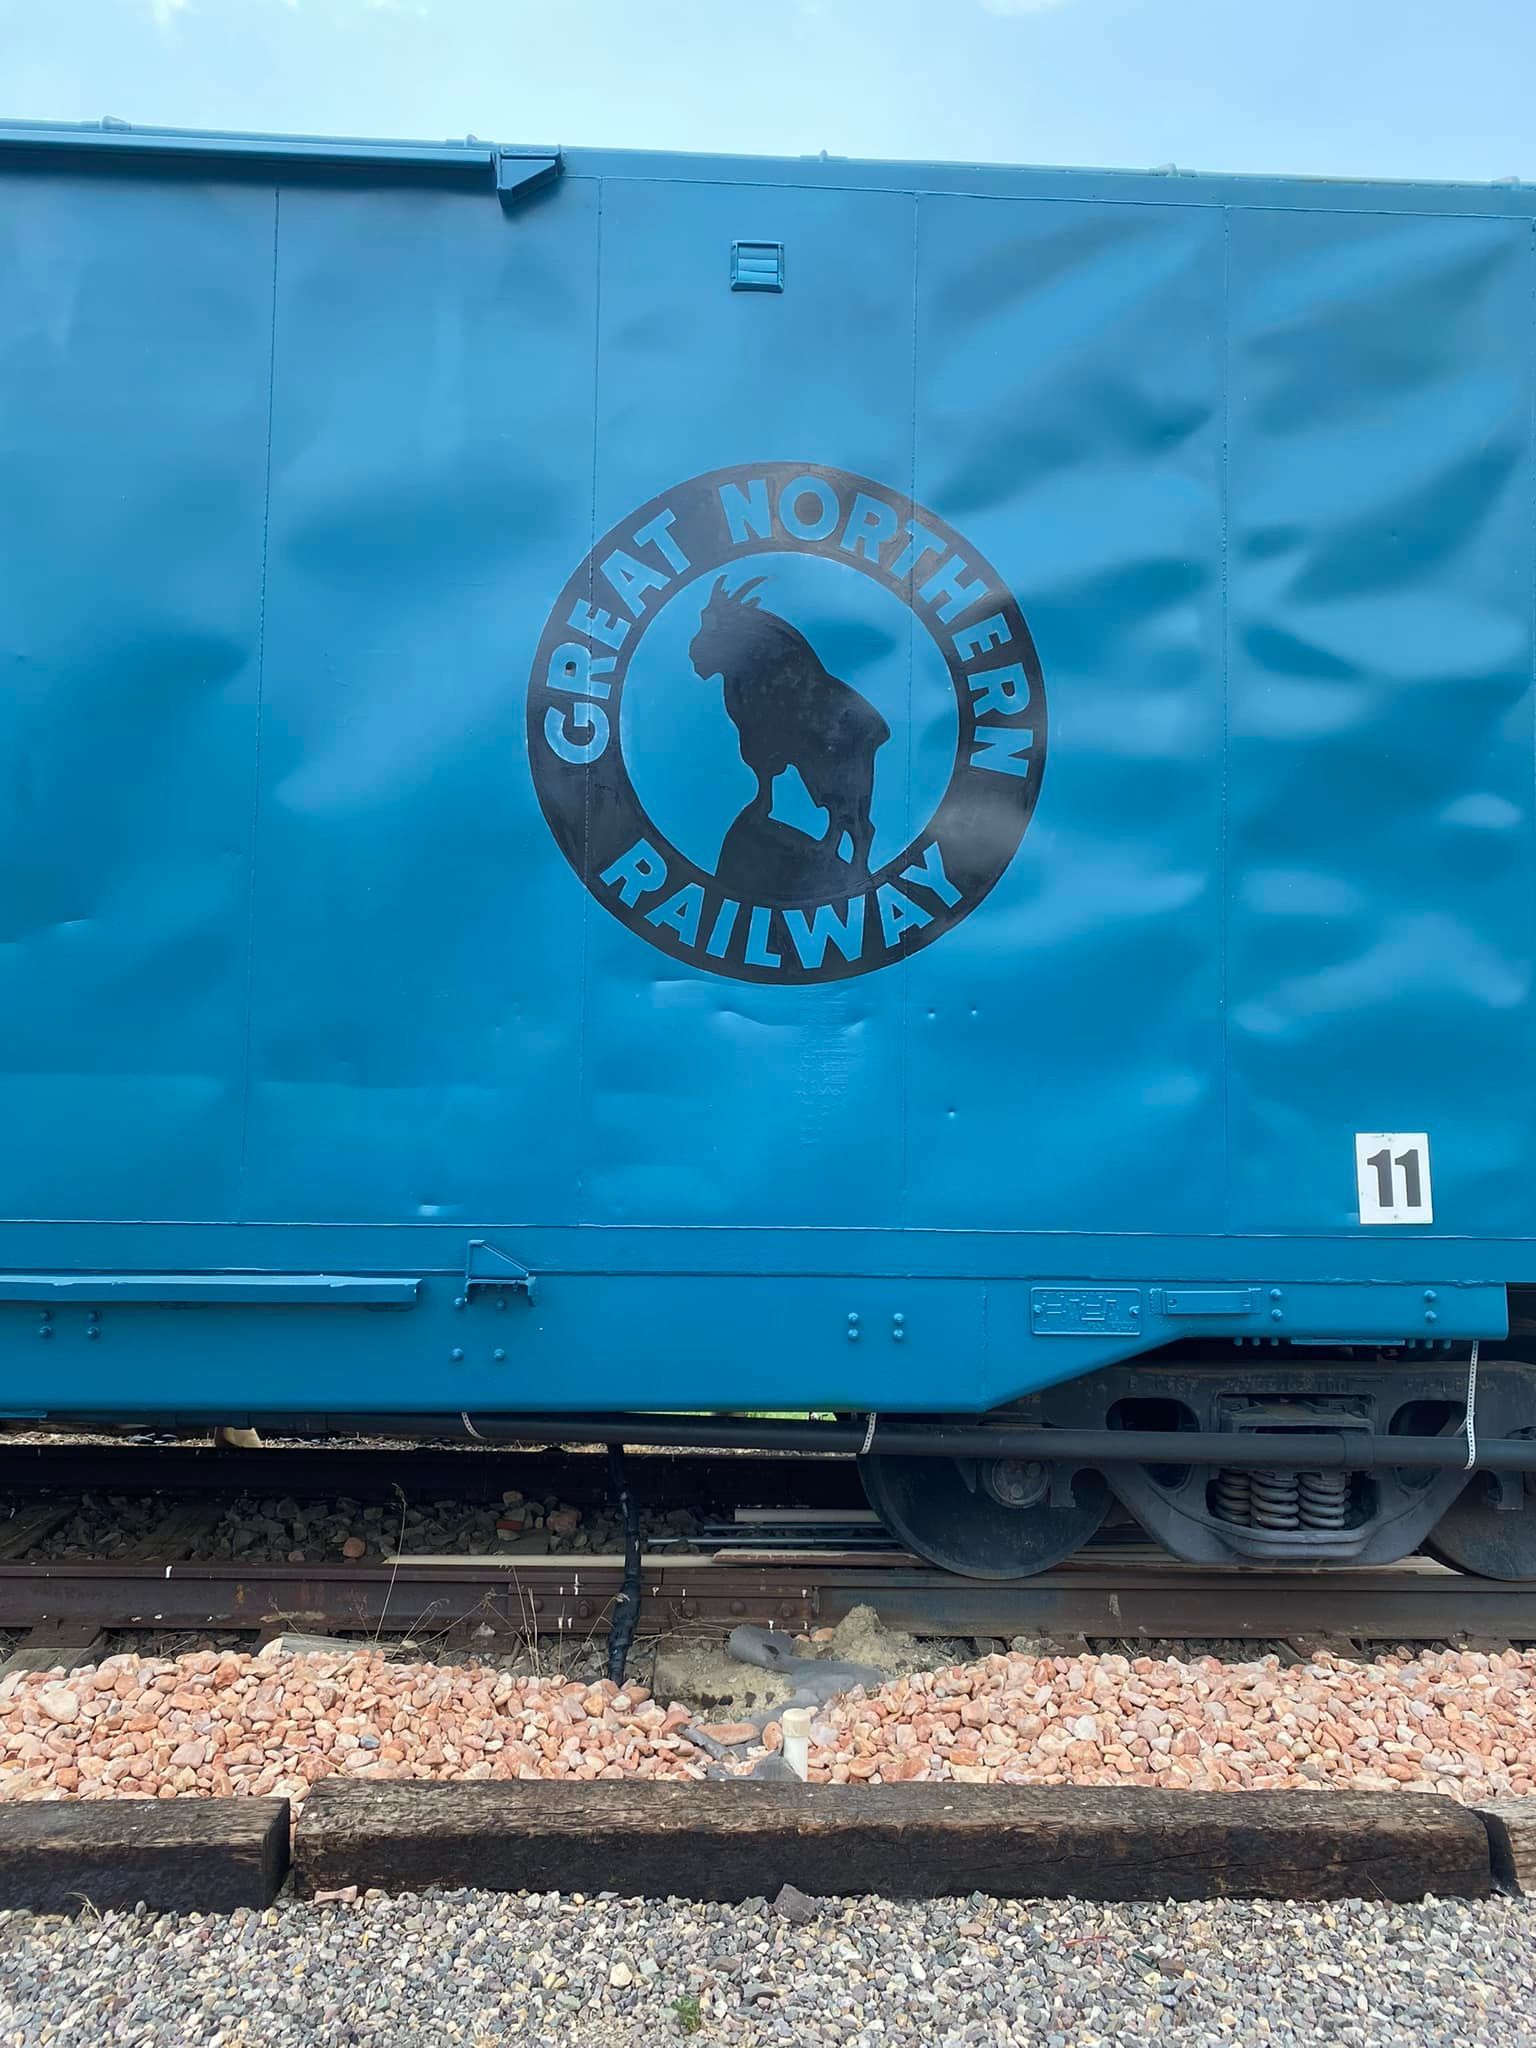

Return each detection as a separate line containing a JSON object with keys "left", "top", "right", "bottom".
{"left": 240, "top": 180, "right": 598, "bottom": 1225}
{"left": 908, "top": 195, "right": 1226, "bottom": 1233}
{"left": 2, "top": 130, "right": 1536, "bottom": 1419}
{"left": 576, "top": 179, "right": 918, "bottom": 1227}
{"left": 0, "top": 1272, "right": 1506, "bottom": 1421}
{"left": 0, "top": 171, "right": 273, "bottom": 1221}
{"left": 1226, "top": 208, "right": 1536, "bottom": 1236}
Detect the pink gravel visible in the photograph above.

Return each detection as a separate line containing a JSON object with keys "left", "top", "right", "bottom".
{"left": 0, "top": 1651, "right": 703, "bottom": 1805}
{"left": 1, "top": 1643, "right": 1534, "bottom": 1807}
{"left": 806, "top": 1646, "right": 1536, "bottom": 1798}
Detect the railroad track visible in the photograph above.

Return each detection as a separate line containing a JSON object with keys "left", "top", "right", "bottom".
{"left": 1, "top": 1541, "right": 1535, "bottom": 1649}
{"left": 3, "top": 1440, "right": 1536, "bottom": 1655}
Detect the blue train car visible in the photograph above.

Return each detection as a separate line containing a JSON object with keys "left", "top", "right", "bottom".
{"left": 3, "top": 119, "right": 1536, "bottom": 1578}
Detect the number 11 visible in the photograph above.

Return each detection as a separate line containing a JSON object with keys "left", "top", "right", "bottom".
{"left": 1366, "top": 1145, "right": 1424, "bottom": 1211}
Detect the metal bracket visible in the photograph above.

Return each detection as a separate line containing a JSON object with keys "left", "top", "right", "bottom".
{"left": 462, "top": 1239, "right": 537, "bottom": 1302}
{"left": 496, "top": 148, "right": 561, "bottom": 206}
{"left": 1161, "top": 1288, "right": 1256, "bottom": 1317}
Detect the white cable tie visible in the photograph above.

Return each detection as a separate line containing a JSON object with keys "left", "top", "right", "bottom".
{"left": 461, "top": 1411, "right": 487, "bottom": 1442}
{"left": 1465, "top": 1340, "right": 1480, "bottom": 1471}
{"left": 859, "top": 1411, "right": 879, "bottom": 1457}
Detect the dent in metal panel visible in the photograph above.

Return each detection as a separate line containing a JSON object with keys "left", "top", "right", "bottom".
{"left": 0, "top": 173, "right": 273, "bottom": 1221}
{"left": 575, "top": 181, "right": 919, "bottom": 1225}
{"left": 1226, "top": 209, "right": 1535, "bottom": 1235}
{"left": 906, "top": 196, "right": 1226, "bottom": 1233}
{"left": 243, "top": 181, "right": 599, "bottom": 1225}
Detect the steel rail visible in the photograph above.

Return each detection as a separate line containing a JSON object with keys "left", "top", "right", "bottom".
{"left": 2, "top": 1553, "right": 1534, "bottom": 1644}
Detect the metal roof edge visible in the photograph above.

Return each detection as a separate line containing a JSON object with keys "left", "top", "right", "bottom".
{"left": 0, "top": 119, "right": 1526, "bottom": 218}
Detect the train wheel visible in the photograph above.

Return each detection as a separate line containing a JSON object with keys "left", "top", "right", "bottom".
{"left": 1424, "top": 1473, "right": 1536, "bottom": 1580}
{"left": 859, "top": 1452, "right": 1111, "bottom": 1579}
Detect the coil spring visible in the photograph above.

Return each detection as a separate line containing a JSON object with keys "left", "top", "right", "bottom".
{"left": 1219, "top": 1467, "right": 1350, "bottom": 1531}
{"left": 1250, "top": 1469, "right": 1301, "bottom": 1529}
{"left": 1297, "top": 1469, "right": 1349, "bottom": 1529}
{"left": 1213, "top": 1469, "right": 1252, "bottom": 1523}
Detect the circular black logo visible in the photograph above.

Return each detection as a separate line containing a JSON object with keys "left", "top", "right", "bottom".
{"left": 528, "top": 462, "right": 1046, "bottom": 985}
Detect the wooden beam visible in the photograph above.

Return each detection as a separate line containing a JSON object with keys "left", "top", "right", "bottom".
{"left": 117, "top": 1506, "right": 224, "bottom": 1564}
{"left": 1477, "top": 1799, "right": 1536, "bottom": 1893}
{"left": 0, "top": 1624, "right": 106, "bottom": 1677}
{"left": 0, "top": 1798, "right": 290, "bottom": 1914}
{"left": 0, "top": 1504, "right": 76, "bottom": 1562}
{"left": 294, "top": 1780, "right": 1492, "bottom": 1904}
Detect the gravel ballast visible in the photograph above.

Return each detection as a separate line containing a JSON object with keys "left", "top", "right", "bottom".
{"left": 5, "top": 1642, "right": 1536, "bottom": 1807}
{"left": 1, "top": 1889, "right": 1532, "bottom": 2047}
{"left": 19, "top": 1488, "right": 690, "bottom": 1563}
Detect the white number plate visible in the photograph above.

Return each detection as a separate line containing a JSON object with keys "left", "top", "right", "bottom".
{"left": 1355, "top": 1133, "right": 1433, "bottom": 1225}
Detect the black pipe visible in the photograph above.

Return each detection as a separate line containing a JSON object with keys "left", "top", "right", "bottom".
{"left": 451, "top": 1414, "right": 1524, "bottom": 1472}
{"left": 57, "top": 1408, "right": 1535, "bottom": 1473}
{"left": 605, "top": 1444, "right": 641, "bottom": 1687}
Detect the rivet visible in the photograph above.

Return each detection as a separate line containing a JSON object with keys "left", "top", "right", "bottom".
{"left": 86, "top": 1327, "right": 99, "bottom": 1340}
{"left": 1269, "top": 1308, "right": 1283, "bottom": 1322}
{"left": 1423, "top": 1289, "right": 1438, "bottom": 1303}
{"left": 37, "top": 1325, "right": 52, "bottom": 1339}
{"left": 38, "top": 1309, "right": 51, "bottom": 1323}
{"left": 1270, "top": 1289, "right": 1283, "bottom": 1302}
{"left": 893, "top": 1327, "right": 906, "bottom": 1342}
{"left": 450, "top": 1346, "right": 465, "bottom": 1361}
{"left": 453, "top": 1296, "right": 467, "bottom": 1311}
{"left": 847, "top": 1327, "right": 860, "bottom": 1341}
{"left": 892, "top": 1312, "right": 905, "bottom": 1325}
{"left": 86, "top": 1310, "right": 99, "bottom": 1324}
{"left": 492, "top": 1348, "right": 507, "bottom": 1363}
{"left": 1425, "top": 1310, "right": 1438, "bottom": 1324}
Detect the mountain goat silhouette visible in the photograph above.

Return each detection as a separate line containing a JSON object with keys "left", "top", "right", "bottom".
{"left": 689, "top": 574, "right": 891, "bottom": 900}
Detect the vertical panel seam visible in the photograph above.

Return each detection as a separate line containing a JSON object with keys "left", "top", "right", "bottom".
{"left": 1528, "top": 214, "right": 1536, "bottom": 1134}
{"left": 1219, "top": 204, "right": 1233, "bottom": 1238}
{"left": 234, "top": 185, "right": 282, "bottom": 1203}
{"left": 574, "top": 182, "right": 603, "bottom": 1229}
{"left": 901, "top": 191, "right": 919, "bottom": 1237}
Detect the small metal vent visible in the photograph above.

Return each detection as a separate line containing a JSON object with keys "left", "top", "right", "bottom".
{"left": 731, "top": 240, "right": 785, "bottom": 292}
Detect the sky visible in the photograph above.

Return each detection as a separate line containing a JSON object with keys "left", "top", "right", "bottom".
{"left": 0, "top": 0, "right": 1531, "bottom": 184}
